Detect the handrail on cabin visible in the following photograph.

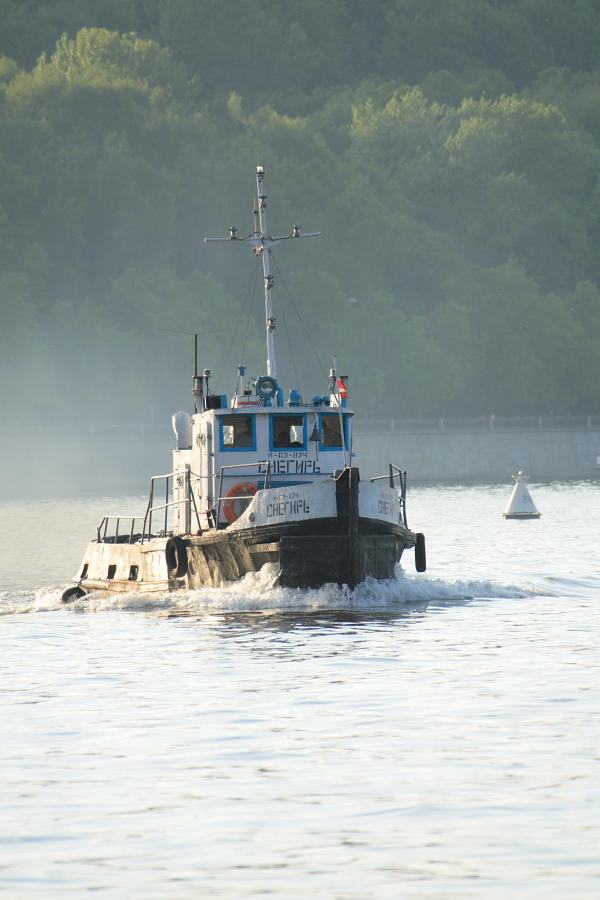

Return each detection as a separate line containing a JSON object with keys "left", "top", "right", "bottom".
{"left": 370, "top": 464, "right": 408, "bottom": 527}
{"left": 96, "top": 469, "right": 203, "bottom": 544}
{"left": 142, "top": 469, "right": 202, "bottom": 543}
{"left": 213, "top": 460, "right": 272, "bottom": 526}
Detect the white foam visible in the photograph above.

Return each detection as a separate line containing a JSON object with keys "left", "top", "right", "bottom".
{"left": 0, "top": 564, "right": 533, "bottom": 617}
{"left": 0, "top": 586, "right": 65, "bottom": 616}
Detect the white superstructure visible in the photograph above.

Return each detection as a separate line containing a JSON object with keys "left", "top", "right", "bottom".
{"left": 170, "top": 380, "right": 353, "bottom": 533}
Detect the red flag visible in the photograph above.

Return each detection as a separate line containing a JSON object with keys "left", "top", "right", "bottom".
{"left": 337, "top": 377, "right": 348, "bottom": 399}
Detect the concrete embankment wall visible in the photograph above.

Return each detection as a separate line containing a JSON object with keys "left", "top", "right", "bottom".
{"left": 354, "top": 428, "right": 600, "bottom": 482}
{"left": 1, "top": 426, "right": 599, "bottom": 499}
{"left": 0, "top": 439, "right": 172, "bottom": 498}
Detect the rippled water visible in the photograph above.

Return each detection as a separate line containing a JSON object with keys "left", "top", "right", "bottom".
{"left": 1, "top": 481, "right": 599, "bottom": 898}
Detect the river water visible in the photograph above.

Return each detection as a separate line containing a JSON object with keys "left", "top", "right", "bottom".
{"left": 1, "top": 481, "right": 599, "bottom": 899}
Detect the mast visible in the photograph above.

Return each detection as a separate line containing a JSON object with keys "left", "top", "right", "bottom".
{"left": 254, "top": 166, "right": 276, "bottom": 378}
{"left": 205, "top": 165, "right": 319, "bottom": 382}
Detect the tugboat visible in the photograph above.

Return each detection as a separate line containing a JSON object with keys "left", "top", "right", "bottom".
{"left": 62, "top": 166, "right": 426, "bottom": 602}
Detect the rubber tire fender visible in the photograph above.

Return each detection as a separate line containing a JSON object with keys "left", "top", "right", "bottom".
{"left": 415, "top": 532, "right": 427, "bottom": 572}
{"left": 166, "top": 535, "right": 188, "bottom": 578}
{"left": 61, "top": 585, "right": 87, "bottom": 604}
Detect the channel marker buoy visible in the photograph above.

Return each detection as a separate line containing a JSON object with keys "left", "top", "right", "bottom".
{"left": 503, "top": 471, "right": 541, "bottom": 519}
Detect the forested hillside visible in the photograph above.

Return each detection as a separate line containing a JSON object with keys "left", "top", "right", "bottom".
{"left": 1, "top": 0, "right": 600, "bottom": 425}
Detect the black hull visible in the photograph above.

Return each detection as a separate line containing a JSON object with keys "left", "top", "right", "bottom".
{"left": 184, "top": 470, "right": 416, "bottom": 589}
{"left": 185, "top": 519, "right": 415, "bottom": 589}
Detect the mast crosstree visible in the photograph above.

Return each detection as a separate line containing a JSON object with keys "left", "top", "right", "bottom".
{"left": 205, "top": 165, "right": 319, "bottom": 380}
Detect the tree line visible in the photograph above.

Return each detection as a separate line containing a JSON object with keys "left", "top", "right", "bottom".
{"left": 1, "top": 1, "right": 600, "bottom": 425}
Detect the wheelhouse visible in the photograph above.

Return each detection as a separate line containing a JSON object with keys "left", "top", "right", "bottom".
{"left": 170, "top": 378, "right": 353, "bottom": 530}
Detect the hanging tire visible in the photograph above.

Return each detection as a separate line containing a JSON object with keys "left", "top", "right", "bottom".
{"left": 61, "top": 585, "right": 86, "bottom": 604}
{"left": 166, "top": 535, "right": 188, "bottom": 578}
{"left": 415, "top": 532, "right": 427, "bottom": 572}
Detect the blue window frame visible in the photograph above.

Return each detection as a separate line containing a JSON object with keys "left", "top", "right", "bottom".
{"left": 319, "top": 413, "right": 349, "bottom": 451}
{"left": 269, "top": 414, "right": 307, "bottom": 451}
{"left": 219, "top": 414, "right": 257, "bottom": 452}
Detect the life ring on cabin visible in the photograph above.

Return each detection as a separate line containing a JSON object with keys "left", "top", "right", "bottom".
{"left": 255, "top": 375, "right": 278, "bottom": 400}
{"left": 223, "top": 481, "right": 258, "bottom": 523}
{"left": 166, "top": 535, "right": 188, "bottom": 578}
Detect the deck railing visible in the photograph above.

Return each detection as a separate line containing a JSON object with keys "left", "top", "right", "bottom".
{"left": 354, "top": 414, "right": 600, "bottom": 434}
{"left": 213, "top": 461, "right": 273, "bottom": 525}
{"left": 0, "top": 423, "right": 171, "bottom": 442}
{"left": 96, "top": 514, "right": 146, "bottom": 545}
{"left": 370, "top": 464, "right": 408, "bottom": 527}
{"left": 142, "top": 470, "right": 203, "bottom": 542}
{"left": 95, "top": 462, "right": 272, "bottom": 543}
{"left": 96, "top": 469, "right": 203, "bottom": 544}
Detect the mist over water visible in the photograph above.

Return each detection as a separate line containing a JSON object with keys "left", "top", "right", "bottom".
{"left": 1, "top": 480, "right": 599, "bottom": 898}
{"left": 3, "top": 9, "right": 600, "bottom": 894}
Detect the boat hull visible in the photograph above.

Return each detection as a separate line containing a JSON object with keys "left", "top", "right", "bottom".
{"left": 66, "top": 470, "right": 417, "bottom": 599}
{"left": 72, "top": 518, "right": 415, "bottom": 597}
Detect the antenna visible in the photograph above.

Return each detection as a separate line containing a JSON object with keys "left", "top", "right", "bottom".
{"left": 192, "top": 333, "right": 203, "bottom": 412}
{"left": 205, "top": 165, "right": 320, "bottom": 381}
{"left": 184, "top": 329, "right": 222, "bottom": 413}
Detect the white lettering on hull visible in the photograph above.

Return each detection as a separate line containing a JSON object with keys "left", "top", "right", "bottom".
{"left": 377, "top": 497, "right": 395, "bottom": 517}
{"left": 227, "top": 482, "right": 337, "bottom": 530}
{"left": 259, "top": 457, "right": 320, "bottom": 475}
{"left": 359, "top": 482, "right": 400, "bottom": 526}
{"left": 227, "top": 480, "right": 402, "bottom": 531}
{"left": 266, "top": 497, "right": 311, "bottom": 518}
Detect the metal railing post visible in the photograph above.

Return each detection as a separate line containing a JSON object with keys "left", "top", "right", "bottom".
{"left": 164, "top": 477, "right": 169, "bottom": 535}
{"left": 148, "top": 480, "right": 154, "bottom": 541}
{"left": 217, "top": 468, "right": 224, "bottom": 525}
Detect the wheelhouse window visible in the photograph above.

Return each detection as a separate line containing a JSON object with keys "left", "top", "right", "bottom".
{"left": 320, "top": 413, "right": 347, "bottom": 449}
{"left": 220, "top": 415, "right": 255, "bottom": 451}
{"left": 271, "top": 415, "right": 306, "bottom": 450}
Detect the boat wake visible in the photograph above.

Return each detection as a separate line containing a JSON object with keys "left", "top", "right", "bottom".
{"left": 1, "top": 564, "right": 536, "bottom": 617}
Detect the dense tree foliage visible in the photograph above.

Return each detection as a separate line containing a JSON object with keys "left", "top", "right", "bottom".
{"left": 1, "top": 2, "right": 600, "bottom": 425}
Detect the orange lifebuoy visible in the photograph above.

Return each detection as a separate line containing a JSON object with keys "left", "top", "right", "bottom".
{"left": 223, "top": 481, "right": 258, "bottom": 523}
